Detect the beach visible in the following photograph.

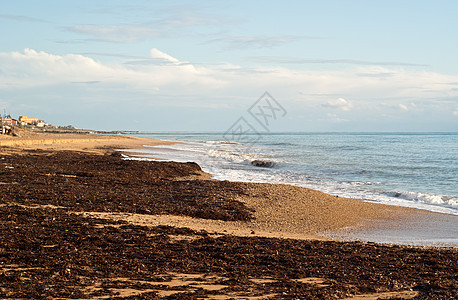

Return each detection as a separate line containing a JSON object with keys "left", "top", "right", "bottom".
{"left": 1, "top": 132, "right": 456, "bottom": 299}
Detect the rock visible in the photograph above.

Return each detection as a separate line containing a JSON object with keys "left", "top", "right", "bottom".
{"left": 251, "top": 160, "right": 275, "bottom": 168}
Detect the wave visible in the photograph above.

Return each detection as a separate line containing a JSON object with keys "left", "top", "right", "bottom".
{"left": 120, "top": 154, "right": 155, "bottom": 161}
{"left": 327, "top": 145, "right": 369, "bottom": 151}
{"left": 341, "top": 180, "right": 380, "bottom": 186}
{"left": 206, "top": 148, "right": 269, "bottom": 163}
{"left": 388, "top": 191, "right": 458, "bottom": 207}
{"left": 266, "top": 142, "right": 299, "bottom": 146}
{"left": 201, "top": 140, "right": 241, "bottom": 145}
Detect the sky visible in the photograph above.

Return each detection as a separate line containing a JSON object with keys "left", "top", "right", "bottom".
{"left": 1, "top": 0, "right": 458, "bottom": 132}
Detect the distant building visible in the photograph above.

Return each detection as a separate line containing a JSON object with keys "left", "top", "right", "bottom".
{"left": 36, "top": 120, "right": 48, "bottom": 128}
{"left": 3, "top": 118, "right": 13, "bottom": 126}
{"left": 1, "top": 114, "right": 15, "bottom": 134}
{"left": 1, "top": 115, "right": 17, "bottom": 127}
{"left": 19, "top": 116, "right": 40, "bottom": 126}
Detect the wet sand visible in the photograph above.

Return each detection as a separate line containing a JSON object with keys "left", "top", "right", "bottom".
{"left": 0, "top": 131, "right": 457, "bottom": 299}
{"left": 330, "top": 210, "right": 458, "bottom": 247}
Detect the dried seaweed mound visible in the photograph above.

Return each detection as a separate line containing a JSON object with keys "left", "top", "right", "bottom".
{"left": 0, "top": 206, "right": 456, "bottom": 299}
{"left": 0, "top": 150, "right": 253, "bottom": 221}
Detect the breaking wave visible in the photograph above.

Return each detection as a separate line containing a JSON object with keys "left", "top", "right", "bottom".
{"left": 388, "top": 191, "right": 458, "bottom": 208}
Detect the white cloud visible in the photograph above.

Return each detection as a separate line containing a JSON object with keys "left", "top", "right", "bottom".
{"left": 0, "top": 49, "right": 113, "bottom": 87}
{"left": 0, "top": 48, "right": 219, "bottom": 92}
{"left": 322, "top": 98, "right": 353, "bottom": 111}
{"left": 63, "top": 6, "right": 231, "bottom": 44}
{"left": 251, "top": 57, "right": 428, "bottom": 67}
{"left": 206, "top": 35, "right": 309, "bottom": 49}
{"left": 453, "top": 110, "right": 458, "bottom": 116}
{"left": 397, "top": 102, "right": 421, "bottom": 111}
{"left": 1, "top": 48, "right": 458, "bottom": 119}
{"left": 150, "top": 48, "right": 179, "bottom": 64}
{"left": 0, "top": 14, "right": 48, "bottom": 23}
{"left": 399, "top": 104, "right": 408, "bottom": 111}
{"left": 4, "top": 49, "right": 458, "bottom": 99}
{"left": 66, "top": 25, "right": 164, "bottom": 43}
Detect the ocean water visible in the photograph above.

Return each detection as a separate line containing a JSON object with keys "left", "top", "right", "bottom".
{"left": 124, "top": 132, "right": 458, "bottom": 216}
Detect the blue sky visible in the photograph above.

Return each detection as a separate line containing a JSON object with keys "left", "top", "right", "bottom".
{"left": 1, "top": 0, "right": 457, "bottom": 131}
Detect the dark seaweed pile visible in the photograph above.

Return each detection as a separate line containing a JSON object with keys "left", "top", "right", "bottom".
{"left": 0, "top": 150, "right": 456, "bottom": 299}
{"left": 0, "top": 150, "right": 253, "bottom": 221}
{"left": 0, "top": 206, "right": 456, "bottom": 299}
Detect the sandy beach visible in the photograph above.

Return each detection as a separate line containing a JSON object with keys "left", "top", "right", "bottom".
{"left": 0, "top": 129, "right": 172, "bottom": 155}
{"left": 1, "top": 131, "right": 456, "bottom": 299}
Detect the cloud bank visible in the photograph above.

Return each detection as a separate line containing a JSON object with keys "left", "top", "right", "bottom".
{"left": 1, "top": 48, "right": 457, "bottom": 130}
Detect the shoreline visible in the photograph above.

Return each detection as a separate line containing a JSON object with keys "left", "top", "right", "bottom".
{"left": 130, "top": 132, "right": 457, "bottom": 217}
{"left": 1, "top": 131, "right": 457, "bottom": 298}
{"left": 1, "top": 131, "right": 456, "bottom": 246}
{"left": 120, "top": 137, "right": 458, "bottom": 247}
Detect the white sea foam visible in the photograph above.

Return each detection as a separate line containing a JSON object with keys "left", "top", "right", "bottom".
{"left": 206, "top": 148, "right": 274, "bottom": 166}
{"left": 388, "top": 191, "right": 457, "bottom": 207}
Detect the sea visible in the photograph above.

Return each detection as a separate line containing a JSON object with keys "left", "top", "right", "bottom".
{"left": 124, "top": 132, "right": 458, "bottom": 217}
